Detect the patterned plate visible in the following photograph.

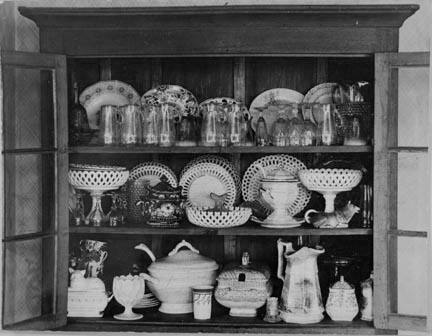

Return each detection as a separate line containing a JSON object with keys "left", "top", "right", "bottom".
{"left": 141, "top": 85, "right": 199, "bottom": 121}
{"left": 79, "top": 80, "right": 140, "bottom": 130}
{"left": 242, "top": 155, "right": 311, "bottom": 216}
{"left": 199, "top": 97, "right": 249, "bottom": 118}
{"left": 180, "top": 155, "right": 241, "bottom": 202}
{"left": 129, "top": 162, "right": 177, "bottom": 187}
{"left": 249, "top": 88, "right": 304, "bottom": 131}
{"left": 180, "top": 162, "right": 237, "bottom": 208}
{"left": 303, "top": 83, "right": 338, "bottom": 123}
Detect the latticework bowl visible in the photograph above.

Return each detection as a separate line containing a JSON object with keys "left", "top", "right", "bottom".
{"left": 69, "top": 166, "right": 129, "bottom": 192}
{"left": 186, "top": 207, "right": 252, "bottom": 228}
{"left": 299, "top": 169, "right": 362, "bottom": 192}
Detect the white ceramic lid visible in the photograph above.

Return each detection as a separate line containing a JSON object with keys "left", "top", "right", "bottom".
{"left": 331, "top": 276, "right": 354, "bottom": 290}
{"left": 261, "top": 166, "right": 297, "bottom": 182}
{"left": 148, "top": 240, "right": 219, "bottom": 272}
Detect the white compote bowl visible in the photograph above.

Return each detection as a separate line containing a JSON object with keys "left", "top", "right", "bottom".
{"left": 113, "top": 274, "right": 145, "bottom": 320}
{"left": 68, "top": 164, "right": 129, "bottom": 226}
{"left": 299, "top": 169, "right": 363, "bottom": 213}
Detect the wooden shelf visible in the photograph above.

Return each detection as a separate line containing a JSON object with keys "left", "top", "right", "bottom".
{"left": 64, "top": 316, "right": 390, "bottom": 334}
{"left": 69, "top": 223, "right": 372, "bottom": 236}
{"left": 69, "top": 145, "right": 372, "bottom": 154}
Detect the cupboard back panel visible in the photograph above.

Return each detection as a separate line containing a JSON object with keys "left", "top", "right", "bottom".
{"left": 110, "top": 58, "right": 153, "bottom": 94}
{"left": 161, "top": 58, "right": 234, "bottom": 102}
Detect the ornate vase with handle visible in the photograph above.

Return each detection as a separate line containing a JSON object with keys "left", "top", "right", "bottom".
{"left": 277, "top": 239, "right": 325, "bottom": 324}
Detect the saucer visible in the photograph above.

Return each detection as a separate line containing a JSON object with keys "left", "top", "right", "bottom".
{"left": 251, "top": 216, "right": 304, "bottom": 229}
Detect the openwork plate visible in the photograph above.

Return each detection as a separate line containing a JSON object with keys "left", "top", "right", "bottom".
{"left": 129, "top": 162, "right": 177, "bottom": 187}
{"left": 242, "top": 155, "right": 311, "bottom": 216}
{"left": 141, "top": 85, "right": 199, "bottom": 120}
{"left": 79, "top": 80, "right": 140, "bottom": 130}
{"left": 249, "top": 88, "right": 304, "bottom": 131}
{"left": 180, "top": 162, "right": 237, "bottom": 208}
{"left": 180, "top": 155, "right": 241, "bottom": 202}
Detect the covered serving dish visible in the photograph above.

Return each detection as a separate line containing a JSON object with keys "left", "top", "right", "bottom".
{"left": 215, "top": 252, "right": 272, "bottom": 317}
{"left": 136, "top": 176, "right": 184, "bottom": 228}
{"left": 135, "top": 240, "right": 218, "bottom": 314}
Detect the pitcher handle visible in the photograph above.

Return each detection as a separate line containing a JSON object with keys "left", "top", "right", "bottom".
{"left": 168, "top": 240, "right": 199, "bottom": 256}
{"left": 277, "top": 239, "right": 294, "bottom": 281}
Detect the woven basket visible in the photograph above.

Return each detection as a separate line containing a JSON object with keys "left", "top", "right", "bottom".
{"left": 186, "top": 207, "right": 252, "bottom": 228}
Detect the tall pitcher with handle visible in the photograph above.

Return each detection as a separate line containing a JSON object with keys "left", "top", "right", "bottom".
{"left": 277, "top": 239, "right": 325, "bottom": 324}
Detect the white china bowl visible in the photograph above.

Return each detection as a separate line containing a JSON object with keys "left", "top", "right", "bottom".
{"left": 69, "top": 167, "right": 129, "bottom": 191}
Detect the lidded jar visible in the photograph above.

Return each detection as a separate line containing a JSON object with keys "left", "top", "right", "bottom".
{"left": 325, "top": 275, "right": 359, "bottom": 321}
{"left": 215, "top": 252, "right": 272, "bottom": 317}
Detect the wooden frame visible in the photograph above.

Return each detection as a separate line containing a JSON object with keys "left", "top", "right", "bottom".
{"left": 374, "top": 52, "right": 430, "bottom": 332}
{"left": 1, "top": 51, "right": 68, "bottom": 330}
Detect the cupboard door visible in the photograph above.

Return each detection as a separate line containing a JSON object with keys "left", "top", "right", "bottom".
{"left": 374, "top": 52, "right": 430, "bottom": 332}
{"left": 1, "top": 51, "right": 68, "bottom": 330}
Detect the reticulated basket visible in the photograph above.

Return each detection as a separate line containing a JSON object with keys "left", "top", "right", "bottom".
{"left": 186, "top": 207, "right": 252, "bottom": 228}
{"left": 69, "top": 166, "right": 129, "bottom": 191}
{"left": 298, "top": 169, "right": 363, "bottom": 192}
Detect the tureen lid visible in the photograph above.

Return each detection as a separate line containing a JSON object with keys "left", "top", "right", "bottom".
{"left": 217, "top": 252, "right": 270, "bottom": 282}
{"left": 261, "top": 166, "right": 297, "bottom": 182}
{"left": 148, "top": 240, "right": 218, "bottom": 272}
{"left": 149, "top": 175, "right": 180, "bottom": 193}
{"left": 330, "top": 276, "right": 354, "bottom": 290}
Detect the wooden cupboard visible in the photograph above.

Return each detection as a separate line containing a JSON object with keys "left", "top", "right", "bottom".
{"left": 1, "top": 4, "right": 430, "bottom": 334}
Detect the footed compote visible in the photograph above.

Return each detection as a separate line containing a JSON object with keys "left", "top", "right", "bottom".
{"left": 68, "top": 164, "right": 129, "bottom": 226}
{"left": 113, "top": 274, "right": 145, "bottom": 320}
{"left": 299, "top": 169, "right": 362, "bottom": 213}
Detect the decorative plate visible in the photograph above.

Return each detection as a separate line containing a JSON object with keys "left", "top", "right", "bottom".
{"left": 242, "top": 155, "right": 311, "bottom": 216}
{"left": 249, "top": 88, "right": 304, "bottom": 131}
{"left": 180, "top": 155, "right": 241, "bottom": 202}
{"left": 79, "top": 80, "right": 140, "bottom": 130}
{"left": 303, "top": 83, "right": 338, "bottom": 123}
{"left": 199, "top": 97, "right": 249, "bottom": 118}
{"left": 129, "top": 162, "right": 177, "bottom": 187}
{"left": 141, "top": 85, "right": 199, "bottom": 120}
{"left": 179, "top": 162, "right": 237, "bottom": 208}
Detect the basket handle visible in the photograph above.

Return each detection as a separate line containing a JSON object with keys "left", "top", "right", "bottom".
{"left": 168, "top": 240, "right": 199, "bottom": 256}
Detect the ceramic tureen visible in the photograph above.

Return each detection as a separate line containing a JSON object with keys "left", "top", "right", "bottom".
{"left": 135, "top": 240, "right": 218, "bottom": 314}
{"left": 215, "top": 252, "right": 272, "bottom": 317}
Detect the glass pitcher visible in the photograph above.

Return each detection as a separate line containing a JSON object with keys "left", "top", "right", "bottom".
{"left": 142, "top": 104, "right": 159, "bottom": 146}
{"left": 119, "top": 104, "right": 143, "bottom": 145}
{"left": 320, "top": 104, "right": 338, "bottom": 146}
{"left": 159, "top": 103, "right": 175, "bottom": 147}
{"left": 176, "top": 114, "right": 197, "bottom": 147}
{"left": 98, "top": 105, "right": 120, "bottom": 145}
{"left": 201, "top": 102, "right": 218, "bottom": 146}
{"left": 228, "top": 103, "right": 243, "bottom": 146}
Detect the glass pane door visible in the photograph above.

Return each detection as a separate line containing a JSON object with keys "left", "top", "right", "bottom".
{"left": 1, "top": 51, "right": 68, "bottom": 330}
{"left": 374, "top": 52, "right": 430, "bottom": 332}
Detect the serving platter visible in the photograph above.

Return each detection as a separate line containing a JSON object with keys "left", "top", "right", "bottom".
{"left": 249, "top": 88, "right": 304, "bottom": 131}
{"left": 180, "top": 162, "right": 237, "bottom": 208}
{"left": 141, "top": 85, "right": 199, "bottom": 121}
{"left": 79, "top": 80, "right": 140, "bottom": 130}
{"left": 242, "top": 155, "right": 311, "bottom": 216}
